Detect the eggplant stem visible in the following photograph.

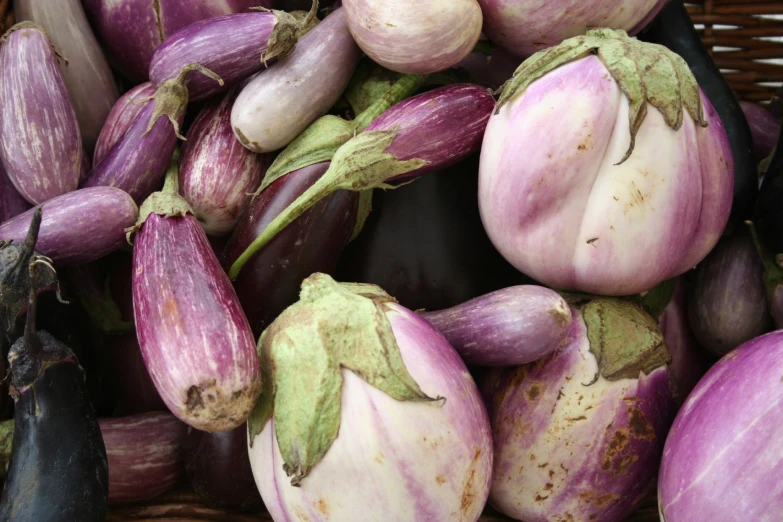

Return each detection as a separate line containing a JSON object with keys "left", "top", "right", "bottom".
{"left": 161, "top": 149, "right": 181, "bottom": 194}
{"left": 351, "top": 74, "right": 428, "bottom": 132}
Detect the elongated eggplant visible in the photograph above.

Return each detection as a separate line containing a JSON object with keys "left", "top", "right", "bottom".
{"left": 131, "top": 158, "right": 261, "bottom": 431}
{"left": 101, "top": 413, "right": 187, "bottom": 505}
{"left": 15, "top": 0, "right": 119, "bottom": 154}
{"left": 93, "top": 82, "right": 156, "bottom": 166}
{"left": 0, "top": 230, "right": 108, "bottom": 521}
{"left": 232, "top": 7, "right": 361, "bottom": 153}
{"left": 0, "top": 187, "right": 138, "bottom": 266}
{"left": 420, "top": 286, "right": 571, "bottom": 366}
{"left": 0, "top": 22, "right": 83, "bottom": 205}
{"left": 180, "top": 85, "right": 268, "bottom": 236}
{"left": 149, "top": 6, "right": 317, "bottom": 102}
{"left": 184, "top": 422, "right": 262, "bottom": 511}
{"left": 83, "top": 65, "right": 222, "bottom": 204}
{"left": 0, "top": 163, "right": 31, "bottom": 225}
{"left": 223, "top": 161, "right": 358, "bottom": 337}
{"left": 640, "top": 0, "right": 756, "bottom": 228}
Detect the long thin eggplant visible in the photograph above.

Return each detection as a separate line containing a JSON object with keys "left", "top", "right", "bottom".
{"left": 0, "top": 163, "right": 31, "bottom": 225}
{"left": 223, "top": 161, "right": 358, "bottom": 337}
{"left": 0, "top": 187, "right": 138, "bottom": 266}
{"left": 14, "top": 0, "right": 119, "bottom": 154}
{"left": 93, "top": 82, "right": 156, "bottom": 167}
{"left": 0, "top": 22, "right": 83, "bottom": 205}
{"left": 639, "top": 0, "right": 756, "bottom": 228}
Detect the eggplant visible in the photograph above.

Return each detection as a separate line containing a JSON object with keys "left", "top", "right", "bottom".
{"left": 740, "top": 101, "right": 780, "bottom": 163}
{"left": 0, "top": 22, "right": 83, "bottom": 205}
{"left": 93, "top": 82, "right": 156, "bottom": 167}
{"left": 0, "top": 219, "right": 108, "bottom": 521}
{"left": 223, "top": 161, "right": 358, "bottom": 337}
{"left": 131, "top": 157, "right": 261, "bottom": 431}
{"left": 184, "top": 422, "right": 262, "bottom": 511}
{"left": 0, "top": 187, "right": 138, "bottom": 266}
{"left": 640, "top": 0, "right": 757, "bottom": 229}
{"left": 0, "top": 163, "right": 31, "bottom": 225}
{"left": 14, "top": 0, "right": 120, "bottom": 154}
{"left": 420, "top": 286, "right": 572, "bottom": 367}
{"left": 101, "top": 413, "right": 187, "bottom": 505}
{"left": 180, "top": 85, "right": 268, "bottom": 236}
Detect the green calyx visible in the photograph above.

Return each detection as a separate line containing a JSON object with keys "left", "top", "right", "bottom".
{"left": 0, "top": 419, "right": 12, "bottom": 481}
{"left": 258, "top": 1, "right": 320, "bottom": 65}
{"left": 247, "top": 273, "right": 440, "bottom": 486}
{"left": 639, "top": 278, "right": 677, "bottom": 321}
{"left": 497, "top": 28, "right": 708, "bottom": 165}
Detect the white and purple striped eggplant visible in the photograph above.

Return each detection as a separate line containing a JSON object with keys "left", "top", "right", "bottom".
{"left": 81, "top": 0, "right": 274, "bottom": 82}
{"left": 0, "top": 187, "right": 138, "bottom": 266}
{"left": 231, "top": 7, "right": 362, "bottom": 153}
{"left": 481, "top": 296, "right": 676, "bottom": 522}
{"left": 0, "top": 22, "right": 83, "bottom": 205}
{"left": 149, "top": 5, "right": 318, "bottom": 103}
{"left": 248, "top": 273, "right": 493, "bottom": 521}
{"left": 420, "top": 285, "right": 572, "bottom": 366}
{"left": 180, "top": 85, "right": 268, "bottom": 236}
{"left": 228, "top": 83, "right": 494, "bottom": 279}
{"left": 15, "top": 0, "right": 120, "bottom": 154}
{"left": 0, "top": 163, "right": 31, "bottom": 225}
{"left": 478, "top": 0, "right": 665, "bottom": 58}
{"left": 131, "top": 158, "right": 261, "bottom": 432}
{"left": 479, "top": 29, "right": 734, "bottom": 296}
{"left": 342, "top": 0, "right": 482, "bottom": 74}
{"left": 100, "top": 412, "right": 187, "bottom": 505}
{"left": 83, "top": 65, "right": 223, "bottom": 204}
{"left": 93, "top": 82, "right": 156, "bottom": 167}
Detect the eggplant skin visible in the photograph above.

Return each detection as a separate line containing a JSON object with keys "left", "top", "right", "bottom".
{"left": 0, "top": 351, "right": 108, "bottom": 521}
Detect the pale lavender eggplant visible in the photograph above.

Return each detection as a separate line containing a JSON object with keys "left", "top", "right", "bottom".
{"left": 342, "top": 0, "right": 482, "bottom": 74}
{"left": 82, "top": 93, "right": 181, "bottom": 204}
{"left": 81, "top": 0, "right": 273, "bottom": 82}
{"left": 132, "top": 210, "right": 261, "bottom": 431}
{"left": 478, "top": 0, "right": 666, "bottom": 57}
{"left": 0, "top": 23, "right": 82, "bottom": 205}
{"left": 481, "top": 304, "right": 675, "bottom": 522}
{"left": 180, "top": 86, "right": 267, "bottom": 236}
{"left": 93, "top": 82, "right": 156, "bottom": 166}
{"left": 100, "top": 412, "right": 187, "bottom": 505}
{"left": 0, "top": 187, "right": 138, "bottom": 265}
{"left": 0, "top": 163, "right": 31, "bottom": 225}
{"left": 231, "top": 7, "right": 361, "bottom": 153}
{"left": 15, "top": 0, "right": 119, "bottom": 154}
{"left": 149, "top": 12, "right": 281, "bottom": 102}
{"left": 687, "top": 230, "right": 771, "bottom": 357}
{"left": 658, "top": 330, "right": 783, "bottom": 521}
{"left": 740, "top": 101, "right": 780, "bottom": 161}
{"left": 420, "top": 286, "right": 572, "bottom": 366}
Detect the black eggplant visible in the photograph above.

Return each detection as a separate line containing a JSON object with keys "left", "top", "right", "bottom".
{"left": 639, "top": 0, "right": 757, "bottom": 229}
{"left": 0, "top": 216, "right": 108, "bottom": 521}
{"left": 754, "top": 119, "right": 783, "bottom": 259}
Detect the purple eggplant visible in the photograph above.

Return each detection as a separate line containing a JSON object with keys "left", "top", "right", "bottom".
{"left": 108, "top": 334, "right": 169, "bottom": 416}
{"left": 131, "top": 158, "right": 261, "bottom": 432}
{"left": 0, "top": 187, "right": 138, "bottom": 266}
{"left": 740, "top": 101, "right": 780, "bottom": 163}
{"left": 420, "top": 286, "right": 571, "bottom": 367}
{"left": 101, "top": 412, "right": 187, "bottom": 505}
{"left": 149, "top": 5, "right": 317, "bottom": 103}
{"left": 687, "top": 229, "right": 771, "bottom": 357}
{"left": 83, "top": 65, "right": 222, "bottom": 204}
{"left": 0, "top": 163, "right": 31, "bottom": 225}
{"left": 0, "top": 22, "right": 83, "bottom": 205}
{"left": 180, "top": 85, "right": 268, "bottom": 236}
{"left": 81, "top": 0, "right": 274, "bottom": 83}
{"left": 93, "top": 82, "right": 156, "bottom": 166}
{"left": 228, "top": 83, "right": 494, "bottom": 279}
{"left": 223, "top": 161, "right": 358, "bottom": 337}
{"left": 231, "top": 7, "right": 362, "bottom": 153}
{"left": 184, "top": 422, "right": 262, "bottom": 511}
{"left": 14, "top": 0, "right": 120, "bottom": 154}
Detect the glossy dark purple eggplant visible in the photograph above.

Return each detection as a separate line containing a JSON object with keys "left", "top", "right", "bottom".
{"left": 223, "top": 161, "right": 358, "bottom": 337}
{"left": 93, "top": 82, "right": 156, "bottom": 167}
{"left": 0, "top": 163, "right": 31, "bottom": 225}
{"left": 184, "top": 422, "right": 262, "bottom": 511}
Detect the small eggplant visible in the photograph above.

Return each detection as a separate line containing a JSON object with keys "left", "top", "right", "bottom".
{"left": 421, "top": 286, "right": 571, "bottom": 367}
{"left": 101, "top": 412, "right": 187, "bottom": 505}
{"left": 14, "top": 0, "right": 120, "bottom": 154}
{"left": 231, "top": 7, "right": 362, "bottom": 153}
{"left": 0, "top": 187, "right": 138, "bottom": 266}
{"left": 180, "top": 85, "right": 268, "bottom": 236}
{"left": 93, "top": 82, "right": 156, "bottom": 167}
{"left": 131, "top": 157, "right": 261, "bottom": 431}
{"left": 740, "top": 101, "right": 780, "bottom": 163}
{"left": 0, "top": 22, "right": 82, "bottom": 205}
{"left": 149, "top": 5, "right": 318, "bottom": 103}
{"left": 0, "top": 163, "right": 32, "bottom": 225}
